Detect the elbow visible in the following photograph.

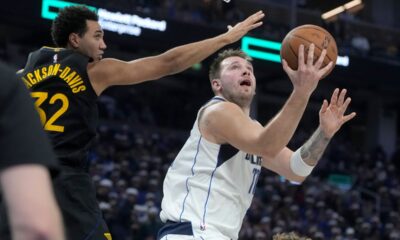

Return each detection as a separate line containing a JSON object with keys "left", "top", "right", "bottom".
{"left": 159, "top": 52, "right": 181, "bottom": 76}
{"left": 286, "top": 175, "right": 306, "bottom": 184}
{"left": 168, "top": 57, "right": 184, "bottom": 75}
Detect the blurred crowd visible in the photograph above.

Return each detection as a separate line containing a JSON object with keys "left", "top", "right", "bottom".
{"left": 90, "top": 95, "right": 400, "bottom": 240}
{"left": 96, "top": 0, "right": 400, "bottom": 62}
{"left": 1, "top": 1, "right": 398, "bottom": 239}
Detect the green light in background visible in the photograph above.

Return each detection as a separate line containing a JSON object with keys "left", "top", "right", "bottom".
{"left": 191, "top": 62, "right": 202, "bottom": 71}
{"left": 241, "top": 36, "right": 282, "bottom": 63}
{"left": 41, "top": 0, "right": 97, "bottom": 20}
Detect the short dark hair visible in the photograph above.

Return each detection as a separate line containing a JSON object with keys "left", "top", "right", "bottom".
{"left": 209, "top": 49, "right": 252, "bottom": 81}
{"left": 51, "top": 5, "right": 98, "bottom": 47}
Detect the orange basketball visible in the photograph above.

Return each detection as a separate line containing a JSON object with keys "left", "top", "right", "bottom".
{"left": 280, "top": 24, "right": 338, "bottom": 78}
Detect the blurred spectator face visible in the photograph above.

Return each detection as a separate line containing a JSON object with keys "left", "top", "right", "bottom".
{"left": 255, "top": 231, "right": 267, "bottom": 240}
{"left": 390, "top": 231, "right": 400, "bottom": 240}
{"left": 346, "top": 227, "right": 355, "bottom": 236}
{"left": 98, "top": 179, "right": 113, "bottom": 195}
{"left": 360, "top": 222, "right": 372, "bottom": 236}
{"left": 126, "top": 187, "right": 138, "bottom": 203}
{"left": 313, "top": 231, "right": 324, "bottom": 240}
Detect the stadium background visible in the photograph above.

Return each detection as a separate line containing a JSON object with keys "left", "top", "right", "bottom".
{"left": 0, "top": 0, "right": 399, "bottom": 239}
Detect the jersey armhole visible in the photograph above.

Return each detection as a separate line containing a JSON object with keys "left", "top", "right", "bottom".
{"left": 196, "top": 97, "right": 226, "bottom": 133}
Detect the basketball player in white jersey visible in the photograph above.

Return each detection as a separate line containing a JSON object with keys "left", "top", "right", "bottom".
{"left": 158, "top": 46, "right": 356, "bottom": 240}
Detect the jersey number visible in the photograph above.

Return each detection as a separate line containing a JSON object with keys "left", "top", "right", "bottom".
{"left": 31, "top": 92, "right": 69, "bottom": 132}
{"left": 248, "top": 168, "right": 261, "bottom": 194}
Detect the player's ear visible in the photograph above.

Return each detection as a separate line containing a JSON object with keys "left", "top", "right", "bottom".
{"left": 211, "top": 79, "right": 222, "bottom": 91}
{"left": 69, "top": 33, "right": 80, "bottom": 48}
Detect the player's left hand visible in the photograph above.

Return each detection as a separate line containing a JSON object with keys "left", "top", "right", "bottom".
{"left": 319, "top": 88, "right": 356, "bottom": 138}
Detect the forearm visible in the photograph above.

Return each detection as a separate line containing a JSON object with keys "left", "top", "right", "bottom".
{"left": 1, "top": 165, "right": 65, "bottom": 240}
{"left": 265, "top": 127, "right": 331, "bottom": 182}
{"left": 163, "top": 34, "right": 230, "bottom": 74}
{"left": 300, "top": 126, "right": 331, "bottom": 166}
{"left": 260, "top": 90, "right": 310, "bottom": 157}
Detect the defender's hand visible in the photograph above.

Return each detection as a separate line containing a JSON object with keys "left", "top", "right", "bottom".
{"left": 224, "top": 11, "right": 265, "bottom": 44}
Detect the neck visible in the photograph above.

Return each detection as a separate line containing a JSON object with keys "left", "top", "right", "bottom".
{"left": 215, "top": 94, "right": 251, "bottom": 116}
{"left": 243, "top": 107, "right": 251, "bottom": 116}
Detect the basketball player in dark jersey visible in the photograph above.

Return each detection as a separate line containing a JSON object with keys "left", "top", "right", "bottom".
{"left": 0, "top": 61, "right": 64, "bottom": 240}
{"left": 0, "top": 5, "right": 265, "bottom": 240}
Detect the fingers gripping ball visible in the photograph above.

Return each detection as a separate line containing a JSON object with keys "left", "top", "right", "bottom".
{"left": 280, "top": 24, "right": 338, "bottom": 78}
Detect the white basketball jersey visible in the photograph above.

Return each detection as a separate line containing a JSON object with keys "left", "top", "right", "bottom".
{"left": 160, "top": 97, "right": 262, "bottom": 240}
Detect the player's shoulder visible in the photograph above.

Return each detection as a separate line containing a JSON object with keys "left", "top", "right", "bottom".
{"left": 37, "top": 46, "right": 66, "bottom": 54}
{"left": 202, "top": 100, "right": 243, "bottom": 123}
{"left": 88, "top": 58, "right": 126, "bottom": 77}
{"left": 207, "top": 100, "right": 241, "bottom": 113}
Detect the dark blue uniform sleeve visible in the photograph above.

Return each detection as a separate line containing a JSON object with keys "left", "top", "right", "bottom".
{"left": 0, "top": 62, "right": 59, "bottom": 175}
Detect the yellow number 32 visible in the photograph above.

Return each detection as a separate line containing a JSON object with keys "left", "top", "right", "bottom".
{"left": 31, "top": 92, "right": 69, "bottom": 132}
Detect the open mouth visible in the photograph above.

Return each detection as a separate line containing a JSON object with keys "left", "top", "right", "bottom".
{"left": 240, "top": 79, "right": 252, "bottom": 86}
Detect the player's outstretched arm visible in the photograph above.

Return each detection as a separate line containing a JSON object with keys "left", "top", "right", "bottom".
{"left": 262, "top": 89, "right": 356, "bottom": 182}
{"left": 90, "top": 11, "right": 264, "bottom": 94}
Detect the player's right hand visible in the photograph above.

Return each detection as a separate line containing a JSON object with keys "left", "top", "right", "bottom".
{"left": 223, "top": 10, "right": 264, "bottom": 44}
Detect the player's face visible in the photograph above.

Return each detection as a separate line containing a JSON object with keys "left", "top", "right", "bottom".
{"left": 77, "top": 20, "right": 107, "bottom": 61}
{"left": 217, "top": 56, "right": 256, "bottom": 107}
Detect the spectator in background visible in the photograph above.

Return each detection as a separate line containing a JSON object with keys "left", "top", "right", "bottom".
{"left": 273, "top": 232, "right": 311, "bottom": 240}
{"left": 351, "top": 32, "right": 370, "bottom": 56}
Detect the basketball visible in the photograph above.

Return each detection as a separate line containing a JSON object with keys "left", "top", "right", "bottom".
{"left": 280, "top": 24, "right": 338, "bottom": 78}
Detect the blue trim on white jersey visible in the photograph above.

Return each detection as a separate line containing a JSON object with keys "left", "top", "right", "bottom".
{"left": 201, "top": 159, "right": 218, "bottom": 228}
{"left": 212, "top": 96, "right": 225, "bottom": 102}
{"left": 179, "top": 136, "right": 202, "bottom": 221}
{"left": 201, "top": 96, "right": 226, "bottom": 108}
{"left": 157, "top": 221, "right": 193, "bottom": 240}
{"left": 217, "top": 144, "right": 239, "bottom": 167}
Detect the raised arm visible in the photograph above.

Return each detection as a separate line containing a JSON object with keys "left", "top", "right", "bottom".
{"left": 89, "top": 11, "right": 265, "bottom": 94}
{"left": 201, "top": 92, "right": 312, "bottom": 159}
{"left": 262, "top": 89, "right": 356, "bottom": 182}
{"left": 201, "top": 45, "right": 333, "bottom": 159}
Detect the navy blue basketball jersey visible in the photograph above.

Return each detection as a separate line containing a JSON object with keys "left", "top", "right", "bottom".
{"left": 18, "top": 47, "right": 98, "bottom": 166}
